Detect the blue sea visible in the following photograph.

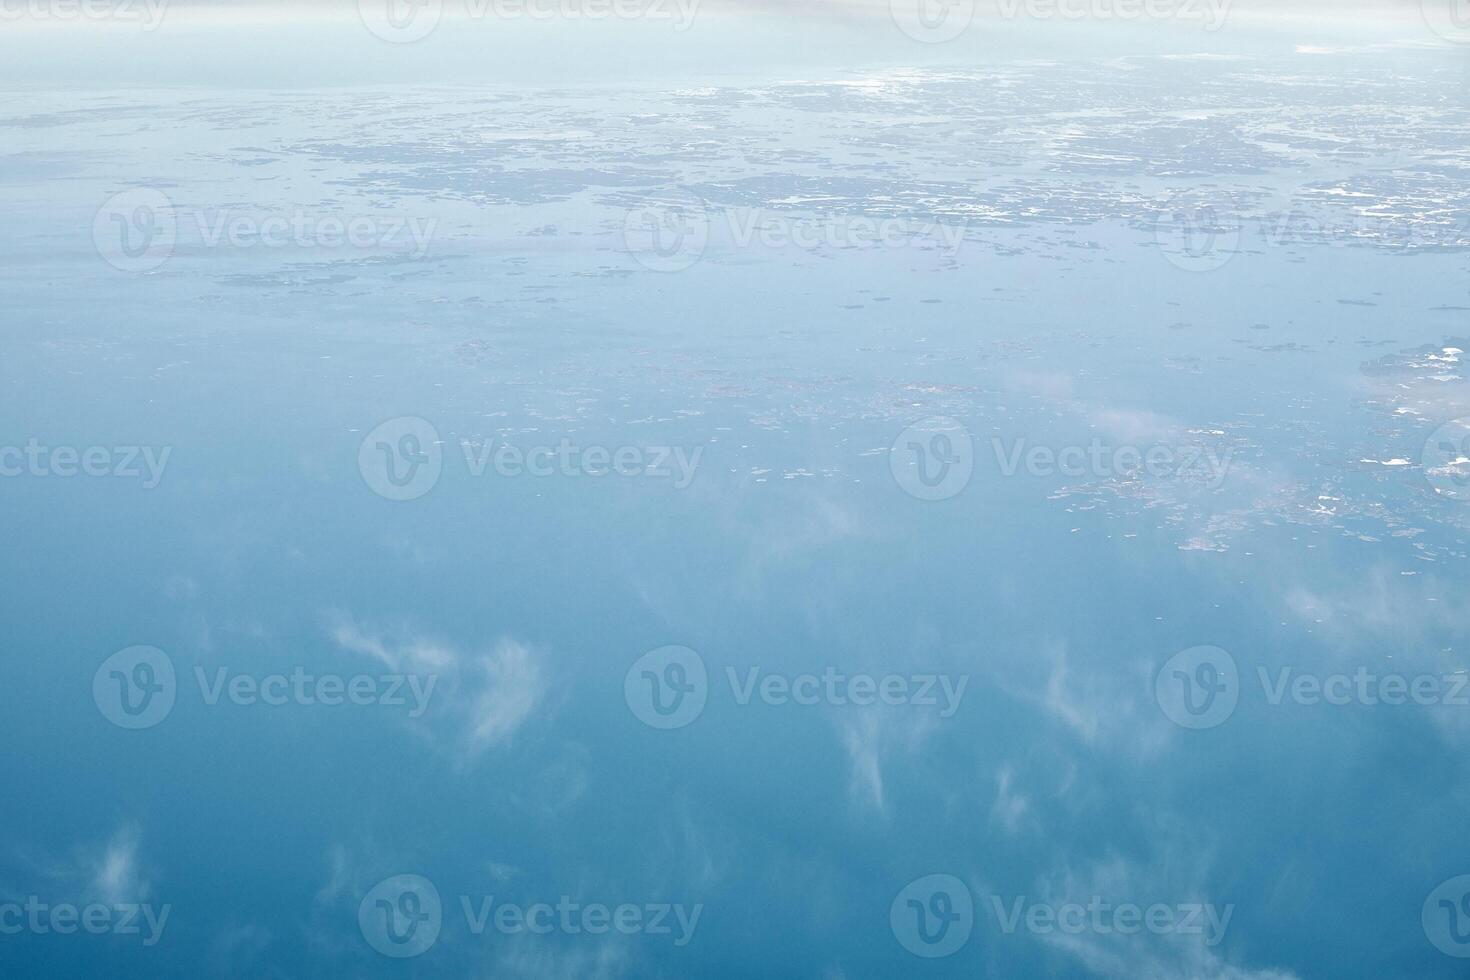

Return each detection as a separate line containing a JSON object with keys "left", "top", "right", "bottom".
{"left": 2, "top": 2, "right": 1469, "bottom": 977}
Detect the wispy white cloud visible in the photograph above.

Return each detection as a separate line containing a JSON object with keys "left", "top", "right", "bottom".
{"left": 837, "top": 708, "right": 943, "bottom": 816}
{"left": 991, "top": 764, "right": 1031, "bottom": 835}
{"left": 1024, "top": 848, "right": 1299, "bottom": 980}
{"left": 327, "top": 612, "right": 549, "bottom": 763}
{"left": 466, "top": 638, "right": 546, "bottom": 751}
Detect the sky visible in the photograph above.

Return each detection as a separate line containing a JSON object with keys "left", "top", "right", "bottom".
{"left": 0, "top": 0, "right": 1459, "bottom": 87}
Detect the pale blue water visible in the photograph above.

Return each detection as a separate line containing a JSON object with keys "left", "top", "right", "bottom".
{"left": 2, "top": 8, "right": 1470, "bottom": 979}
